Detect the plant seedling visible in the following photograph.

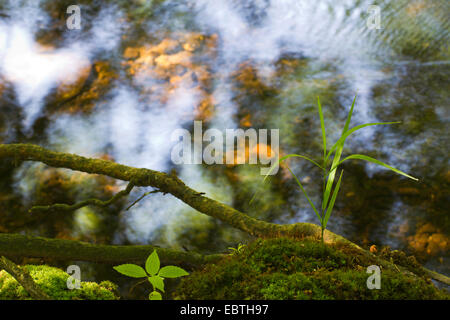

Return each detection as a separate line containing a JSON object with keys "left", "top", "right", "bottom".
{"left": 113, "top": 250, "right": 189, "bottom": 300}
{"left": 228, "top": 243, "right": 247, "bottom": 255}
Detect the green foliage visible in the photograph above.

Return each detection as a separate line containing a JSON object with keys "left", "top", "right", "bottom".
{"left": 228, "top": 243, "right": 247, "bottom": 255}
{"left": 113, "top": 264, "right": 147, "bottom": 278}
{"left": 149, "top": 291, "right": 162, "bottom": 300}
{"left": 148, "top": 276, "right": 164, "bottom": 292}
{"left": 253, "top": 96, "right": 418, "bottom": 239}
{"left": 158, "top": 266, "right": 189, "bottom": 278}
{"left": 146, "top": 250, "right": 160, "bottom": 276}
{"left": 113, "top": 249, "right": 188, "bottom": 300}
{"left": 174, "top": 238, "right": 448, "bottom": 300}
{"left": 0, "top": 265, "right": 118, "bottom": 300}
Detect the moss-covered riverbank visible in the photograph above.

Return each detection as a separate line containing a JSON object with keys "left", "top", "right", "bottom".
{"left": 174, "top": 238, "right": 449, "bottom": 300}
{"left": 1, "top": 238, "right": 448, "bottom": 300}
{"left": 0, "top": 265, "right": 118, "bottom": 300}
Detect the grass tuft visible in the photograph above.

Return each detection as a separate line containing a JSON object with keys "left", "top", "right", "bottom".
{"left": 252, "top": 95, "right": 418, "bottom": 240}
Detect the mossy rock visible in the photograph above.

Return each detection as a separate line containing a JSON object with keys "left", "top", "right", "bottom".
{"left": 0, "top": 265, "right": 118, "bottom": 300}
{"left": 174, "top": 238, "right": 449, "bottom": 300}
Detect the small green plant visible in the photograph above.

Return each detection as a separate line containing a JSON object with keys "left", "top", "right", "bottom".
{"left": 252, "top": 95, "right": 418, "bottom": 240}
{"left": 113, "top": 250, "right": 189, "bottom": 300}
{"left": 228, "top": 243, "right": 247, "bottom": 255}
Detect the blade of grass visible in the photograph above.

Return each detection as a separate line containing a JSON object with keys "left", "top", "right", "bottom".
{"left": 322, "top": 170, "right": 344, "bottom": 229}
{"left": 261, "top": 154, "right": 324, "bottom": 183}
{"left": 266, "top": 154, "right": 324, "bottom": 178}
{"left": 317, "top": 97, "right": 326, "bottom": 161}
{"left": 322, "top": 96, "right": 356, "bottom": 211}
{"left": 249, "top": 154, "right": 323, "bottom": 205}
{"left": 318, "top": 97, "right": 328, "bottom": 210}
{"left": 343, "top": 95, "right": 357, "bottom": 134}
{"left": 324, "top": 121, "right": 400, "bottom": 164}
{"left": 329, "top": 154, "right": 419, "bottom": 181}
{"left": 286, "top": 165, "right": 322, "bottom": 223}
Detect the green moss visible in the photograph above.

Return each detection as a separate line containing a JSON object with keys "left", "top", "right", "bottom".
{"left": 377, "top": 246, "right": 427, "bottom": 278}
{"left": 0, "top": 265, "right": 118, "bottom": 300}
{"left": 174, "top": 238, "right": 449, "bottom": 300}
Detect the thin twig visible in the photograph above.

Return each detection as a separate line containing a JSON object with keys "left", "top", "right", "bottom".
{"left": 126, "top": 189, "right": 161, "bottom": 211}
{"left": 29, "top": 181, "right": 135, "bottom": 214}
{"left": 128, "top": 278, "right": 148, "bottom": 295}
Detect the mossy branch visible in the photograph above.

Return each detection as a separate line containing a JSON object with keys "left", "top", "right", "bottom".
{"left": 29, "top": 181, "right": 136, "bottom": 214}
{"left": 0, "top": 233, "right": 223, "bottom": 270}
{"left": 0, "top": 256, "right": 50, "bottom": 300}
{"left": 0, "top": 143, "right": 448, "bottom": 285}
{"left": 423, "top": 268, "right": 450, "bottom": 286}
{"left": 0, "top": 144, "right": 346, "bottom": 241}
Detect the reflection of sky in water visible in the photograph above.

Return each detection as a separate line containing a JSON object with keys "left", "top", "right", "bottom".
{"left": 0, "top": 24, "right": 89, "bottom": 128}
{"left": 0, "top": 0, "right": 448, "bottom": 268}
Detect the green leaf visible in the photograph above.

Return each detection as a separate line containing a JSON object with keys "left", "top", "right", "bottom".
{"left": 113, "top": 264, "right": 147, "bottom": 278}
{"left": 261, "top": 154, "right": 323, "bottom": 184}
{"left": 324, "top": 121, "right": 400, "bottom": 163}
{"left": 278, "top": 154, "right": 323, "bottom": 172}
{"left": 249, "top": 153, "right": 323, "bottom": 205}
{"left": 149, "top": 291, "right": 162, "bottom": 300}
{"left": 317, "top": 97, "right": 327, "bottom": 161}
{"left": 322, "top": 170, "right": 344, "bottom": 229}
{"left": 343, "top": 95, "right": 357, "bottom": 134}
{"left": 322, "top": 96, "right": 357, "bottom": 211}
{"left": 145, "top": 250, "right": 160, "bottom": 276}
{"left": 286, "top": 166, "right": 322, "bottom": 223}
{"left": 330, "top": 154, "right": 419, "bottom": 181}
{"left": 158, "top": 266, "right": 189, "bottom": 278}
{"left": 148, "top": 276, "right": 165, "bottom": 292}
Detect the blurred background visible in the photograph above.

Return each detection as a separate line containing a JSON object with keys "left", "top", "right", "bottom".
{"left": 0, "top": 0, "right": 448, "bottom": 298}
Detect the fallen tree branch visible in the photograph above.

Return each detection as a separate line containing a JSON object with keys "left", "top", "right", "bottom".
{"left": 0, "top": 233, "right": 223, "bottom": 270}
{"left": 0, "top": 144, "right": 345, "bottom": 241}
{"left": 423, "top": 268, "right": 450, "bottom": 286}
{"left": 0, "top": 255, "right": 50, "bottom": 300}
{"left": 0, "top": 143, "right": 448, "bottom": 285}
{"left": 29, "top": 181, "right": 135, "bottom": 214}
